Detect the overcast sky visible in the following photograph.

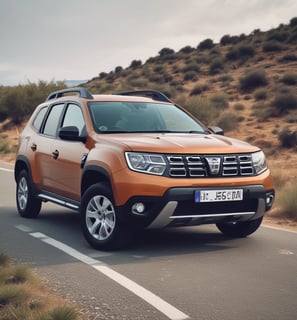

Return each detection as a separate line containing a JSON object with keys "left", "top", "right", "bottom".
{"left": 0, "top": 0, "right": 296, "bottom": 86}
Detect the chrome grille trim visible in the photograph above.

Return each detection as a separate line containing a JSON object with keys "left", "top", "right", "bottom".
{"left": 166, "top": 154, "right": 254, "bottom": 178}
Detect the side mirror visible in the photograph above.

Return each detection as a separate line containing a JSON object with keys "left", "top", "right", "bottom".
{"left": 59, "top": 126, "right": 86, "bottom": 142}
{"left": 208, "top": 126, "right": 224, "bottom": 136}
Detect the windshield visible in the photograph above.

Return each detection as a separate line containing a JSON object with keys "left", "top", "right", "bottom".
{"left": 88, "top": 101, "right": 206, "bottom": 133}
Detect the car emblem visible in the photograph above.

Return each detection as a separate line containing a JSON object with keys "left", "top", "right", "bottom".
{"left": 205, "top": 157, "right": 221, "bottom": 175}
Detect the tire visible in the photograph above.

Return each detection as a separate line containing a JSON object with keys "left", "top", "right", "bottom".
{"left": 216, "top": 217, "right": 263, "bottom": 238}
{"left": 80, "top": 183, "right": 131, "bottom": 250}
{"left": 16, "top": 170, "right": 42, "bottom": 218}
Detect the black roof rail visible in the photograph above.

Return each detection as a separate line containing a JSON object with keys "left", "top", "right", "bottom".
{"left": 116, "top": 90, "right": 171, "bottom": 103}
{"left": 46, "top": 87, "right": 93, "bottom": 101}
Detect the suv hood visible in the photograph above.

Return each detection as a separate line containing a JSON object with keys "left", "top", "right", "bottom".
{"left": 99, "top": 133, "right": 259, "bottom": 154}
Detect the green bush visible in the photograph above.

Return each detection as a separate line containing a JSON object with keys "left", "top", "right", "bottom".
{"left": 239, "top": 70, "right": 268, "bottom": 92}
{"left": 226, "top": 47, "right": 239, "bottom": 60}
{"left": 278, "top": 127, "right": 297, "bottom": 148}
{"left": 251, "top": 102, "right": 273, "bottom": 121}
{"left": 272, "top": 91, "right": 297, "bottom": 114}
{"left": 210, "top": 93, "right": 229, "bottom": 109}
{"left": 209, "top": 58, "right": 225, "bottom": 75}
{"left": 254, "top": 88, "right": 268, "bottom": 100}
{"left": 226, "top": 43, "right": 254, "bottom": 61}
{"left": 182, "top": 62, "right": 200, "bottom": 73}
{"left": 281, "top": 72, "right": 297, "bottom": 85}
{"left": 159, "top": 47, "right": 175, "bottom": 56}
{"left": 237, "top": 43, "right": 255, "bottom": 57}
{"left": 285, "top": 113, "right": 297, "bottom": 123}
{"left": 0, "top": 81, "right": 66, "bottom": 125}
{"left": 183, "top": 71, "right": 198, "bottom": 81}
{"left": 278, "top": 54, "right": 297, "bottom": 62}
{"left": 218, "top": 74, "right": 233, "bottom": 83}
{"left": 148, "top": 74, "right": 163, "bottom": 84}
{"left": 220, "top": 34, "right": 232, "bottom": 45}
{"left": 290, "top": 17, "right": 297, "bottom": 27}
{"left": 217, "top": 113, "right": 240, "bottom": 132}
{"left": 0, "top": 138, "right": 11, "bottom": 154}
{"left": 114, "top": 66, "right": 123, "bottom": 74}
{"left": 288, "top": 29, "right": 297, "bottom": 43}
{"left": 278, "top": 179, "right": 297, "bottom": 219}
{"left": 185, "top": 97, "right": 219, "bottom": 124}
{"left": 153, "top": 65, "right": 165, "bottom": 73}
{"left": 48, "top": 306, "right": 79, "bottom": 320}
{"left": 190, "top": 83, "right": 209, "bottom": 96}
{"left": 0, "top": 254, "right": 10, "bottom": 266}
{"left": 197, "top": 38, "right": 214, "bottom": 50}
{"left": 12, "top": 265, "right": 33, "bottom": 284}
{"left": 129, "top": 60, "right": 142, "bottom": 69}
{"left": 263, "top": 40, "right": 283, "bottom": 52}
{"left": 266, "top": 30, "right": 289, "bottom": 42}
{"left": 0, "top": 285, "right": 29, "bottom": 307}
{"left": 179, "top": 46, "right": 195, "bottom": 54}
{"left": 233, "top": 103, "right": 245, "bottom": 111}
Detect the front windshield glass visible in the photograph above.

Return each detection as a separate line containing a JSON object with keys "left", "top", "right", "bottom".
{"left": 88, "top": 102, "right": 206, "bottom": 133}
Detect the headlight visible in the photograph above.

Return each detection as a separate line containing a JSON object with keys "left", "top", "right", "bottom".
{"left": 252, "top": 151, "right": 267, "bottom": 175}
{"left": 125, "top": 152, "right": 166, "bottom": 175}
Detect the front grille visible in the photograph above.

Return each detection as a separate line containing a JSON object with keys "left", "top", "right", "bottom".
{"left": 166, "top": 154, "right": 254, "bottom": 178}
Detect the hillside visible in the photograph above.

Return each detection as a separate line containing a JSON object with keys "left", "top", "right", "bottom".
{"left": 1, "top": 17, "right": 297, "bottom": 223}
{"left": 83, "top": 18, "right": 297, "bottom": 155}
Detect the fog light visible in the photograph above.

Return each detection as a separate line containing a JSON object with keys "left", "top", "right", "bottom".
{"left": 265, "top": 193, "right": 275, "bottom": 208}
{"left": 132, "top": 202, "right": 145, "bottom": 215}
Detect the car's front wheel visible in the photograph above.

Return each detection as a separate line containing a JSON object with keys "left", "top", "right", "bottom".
{"left": 216, "top": 217, "right": 263, "bottom": 238}
{"left": 16, "top": 170, "right": 41, "bottom": 218}
{"left": 80, "top": 183, "right": 131, "bottom": 250}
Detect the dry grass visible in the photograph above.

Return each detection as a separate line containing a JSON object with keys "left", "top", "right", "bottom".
{"left": 0, "top": 254, "right": 82, "bottom": 320}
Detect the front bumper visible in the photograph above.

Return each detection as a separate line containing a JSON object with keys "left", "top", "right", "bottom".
{"left": 119, "top": 185, "right": 275, "bottom": 229}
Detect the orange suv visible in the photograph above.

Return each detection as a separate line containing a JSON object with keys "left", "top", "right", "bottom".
{"left": 15, "top": 88, "right": 275, "bottom": 250}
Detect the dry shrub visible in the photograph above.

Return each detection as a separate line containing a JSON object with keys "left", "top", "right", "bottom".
{"left": 239, "top": 70, "right": 268, "bottom": 92}
{"left": 185, "top": 97, "right": 219, "bottom": 124}
{"left": 217, "top": 113, "right": 240, "bottom": 132}
{"left": 278, "top": 127, "right": 297, "bottom": 148}
{"left": 278, "top": 179, "right": 297, "bottom": 219}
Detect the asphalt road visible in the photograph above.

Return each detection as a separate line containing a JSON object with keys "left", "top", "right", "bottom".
{"left": 1, "top": 161, "right": 297, "bottom": 320}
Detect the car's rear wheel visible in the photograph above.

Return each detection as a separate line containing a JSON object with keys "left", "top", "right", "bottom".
{"left": 16, "top": 170, "right": 41, "bottom": 218}
{"left": 80, "top": 183, "right": 131, "bottom": 250}
{"left": 216, "top": 217, "right": 263, "bottom": 238}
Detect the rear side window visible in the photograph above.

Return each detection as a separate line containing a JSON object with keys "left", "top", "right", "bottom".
{"left": 32, "top": 106, "right": 48, "bottom": 131}
{"left": 43, "top": 104, "right": 64, "bottom": 137}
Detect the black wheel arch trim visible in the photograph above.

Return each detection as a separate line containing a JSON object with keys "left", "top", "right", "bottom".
{"left": 81, "top": 164, "right": 112, "bottom": 195}
{"left": 15, "top": 155, "right": 40, "bottom": 198}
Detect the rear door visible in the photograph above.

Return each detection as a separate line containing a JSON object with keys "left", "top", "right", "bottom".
{"left": 35, "top": 103, "right": 65, "bottom": 193}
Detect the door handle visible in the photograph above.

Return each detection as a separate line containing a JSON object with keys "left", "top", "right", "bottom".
{"left": 52, "top": 150, "right": 59, "bottom": 159}
{"left": 31, "top": 143, "right": 37, "bottom": 152}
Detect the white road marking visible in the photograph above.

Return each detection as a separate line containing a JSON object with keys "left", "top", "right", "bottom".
{"left": 28, "top": 231, "right": 189, "bottom": 320}
{"left": 279, "top": 249, "right": 294, "bottom": 255}
{"left": 16, "top": 225, "right": 33, "bottom": 232}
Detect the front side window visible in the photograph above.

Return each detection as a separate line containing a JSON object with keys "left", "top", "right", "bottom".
{"left": 43, "top": 104, "right": 64, "bottom": 137}
{"left": 62, "top": 103, "right": 85, "bottom": 135}
{"left": 88, "top": 102, "right": 206, "bottom": 133}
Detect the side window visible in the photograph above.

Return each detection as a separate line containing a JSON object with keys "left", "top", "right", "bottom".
{"left": 32, "top": 106, "right": 48, "bottom": 131}
{"left": 43, "top": 104, "right": 64, "bottom": 137}
{"left": 62, "top": 103, "right": 85, "bottom": 135}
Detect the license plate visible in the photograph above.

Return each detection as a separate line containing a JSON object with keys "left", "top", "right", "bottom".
{"left": 195, "top": 189, "right": 243, "bottom": 203}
